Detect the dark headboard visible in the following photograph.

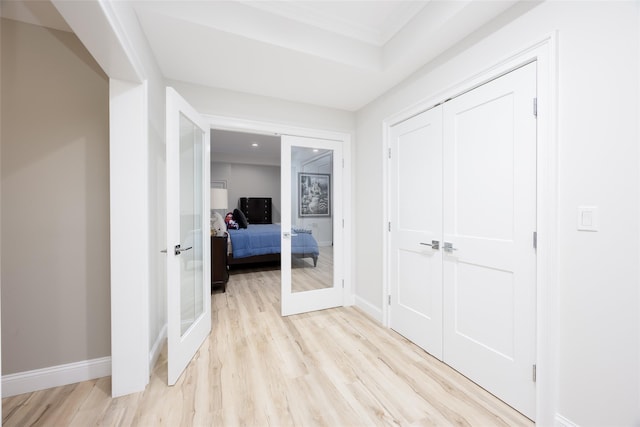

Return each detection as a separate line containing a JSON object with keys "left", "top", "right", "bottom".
{"left": 239, "top": 197, "right": 272, "bottom": 224}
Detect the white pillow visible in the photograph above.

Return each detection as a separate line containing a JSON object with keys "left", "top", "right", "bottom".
{"left": 211, "top": 211, "right": 226, "bottom": 236}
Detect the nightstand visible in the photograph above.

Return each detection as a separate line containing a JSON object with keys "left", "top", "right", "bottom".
{"left": 211, "top": 235, "right": 228, "bottom": 292}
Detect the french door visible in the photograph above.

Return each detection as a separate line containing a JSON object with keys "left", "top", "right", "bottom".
{"left": 166, "top": 87, "right": 211, "bottom": 385}
{"left": 280, "top": 135, "right": 343, "bottom": 316}
{"left": 389, "top": 62, "right": 537, "bottom": 418}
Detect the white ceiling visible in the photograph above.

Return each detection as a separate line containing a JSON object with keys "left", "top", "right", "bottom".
{"left": 1, "top": 0, "right": 521, "bottom": 112}
{"left": 132, "top": 0, "right": 520, "bottom": 111}
{"left": 211, "top": 129, "right": 281, "bottom": 166}
{"left": 2, "top": 0, "right": 520, "bottom": 158}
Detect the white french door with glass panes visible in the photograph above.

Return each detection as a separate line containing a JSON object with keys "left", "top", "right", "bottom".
{"left": 388, "top": 62, "right": 537, "bottom": 419}
{"left": 281, "top": 135, "right": 343, "bottom": 316}
{"left": 166, "top": 87, "right": 211, "bottom": 385}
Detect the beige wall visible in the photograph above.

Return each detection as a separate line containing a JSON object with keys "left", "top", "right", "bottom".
{"left": 1, "top": 18, "right": 110, "bottom": 374}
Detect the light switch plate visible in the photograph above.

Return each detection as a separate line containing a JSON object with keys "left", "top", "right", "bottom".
{"left": 577, "top": 206, "right": 598, "bottom": 231}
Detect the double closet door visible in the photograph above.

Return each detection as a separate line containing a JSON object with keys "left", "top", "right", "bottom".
{"left": 389, "top": 62, "right": 537, "bottom": 419}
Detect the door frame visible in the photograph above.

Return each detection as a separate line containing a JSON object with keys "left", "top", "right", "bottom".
{"left": 381, "top": 34, "right": 558, "bottom": 424}
{"left": 204, "top": 115, "right": 354, "bottom": 307}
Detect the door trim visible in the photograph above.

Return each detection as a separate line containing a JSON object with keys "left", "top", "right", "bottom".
{"left": 381, "top": 33, "right": 558, "bottom": 424}
{"left": 203, "top": 115, "right": 354, "bottom": 307}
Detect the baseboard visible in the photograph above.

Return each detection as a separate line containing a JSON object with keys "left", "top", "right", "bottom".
{"left": 555, "top": 413, "right": 579, "bottom": 427}
{"left": 149, "top": 323, "right": 167, "bottom": 371}
{"left": 354, "top": 295, "right": 383, "bottom": 324}
{"left": 2, "top": 356, "right": 111, "bottom": 398}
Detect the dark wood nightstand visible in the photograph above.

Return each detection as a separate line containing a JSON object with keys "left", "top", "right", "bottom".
{"left": 211, "top": 235, "right": 228, "bottom": 292}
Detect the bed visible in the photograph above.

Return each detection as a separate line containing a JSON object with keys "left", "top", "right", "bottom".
{"left": 226, "top": 197, "right": 320, "bottom": 267}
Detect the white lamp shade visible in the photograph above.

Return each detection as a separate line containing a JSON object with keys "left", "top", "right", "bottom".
{"left": 211, "top": 188, "right": 228, "bottom": 210}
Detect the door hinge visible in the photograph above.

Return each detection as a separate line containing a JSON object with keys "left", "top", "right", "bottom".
{"left": 533, "top": 98, "right": 538, "bottom": 117}
{"left": 342, "top": 158, "right": 345, "bottom": 168}
{"left": 533, "top": 364, "right": 537, "bottom": 382}
{"left": 342, "top": 219, "right": 345, "bottom": 228}
{"left": 533, "top": 231, "right": 537, "bottom": 250}
{"left": 388, "top": 147, "right": 391, "bottom": 159}
{"left": 388, "top": 222, "right": 391, "bottom": 232}
{"left": 342, "top": 279, "right": 344, "bottom": 288}
{"left": 388, "top": 295, "right": 391, "bottom": 305}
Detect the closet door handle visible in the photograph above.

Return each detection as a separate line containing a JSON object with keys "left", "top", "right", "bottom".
{"left": 443, "top": 242, "right": 458, "bottom": 253}
{"left": 420, "top": 240, "right": 440, "bottom": 250}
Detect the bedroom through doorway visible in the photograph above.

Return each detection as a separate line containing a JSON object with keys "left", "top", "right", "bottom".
{"left": 210, "top": 129, "right": 336, "bottom": 300}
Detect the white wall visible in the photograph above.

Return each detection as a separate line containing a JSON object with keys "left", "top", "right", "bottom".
{"left": 212, "top": 162, "right": 281, "bottom": 223}
{"left": 167, "top": 80, "right": 356, "bottom": 134}
{"left": 106, "top": 0, "right": 168, "bottom": 379}
{"left": 355, "top": 1, "right": 639, "bottom": 425}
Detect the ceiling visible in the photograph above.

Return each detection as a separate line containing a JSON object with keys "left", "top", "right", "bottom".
{"left": 1, "top": 0, "right": 521, "bottom": 112}
{"left": 211, "top": 129, "right": 281, "bottom": 166}
{"left": 2, "top": 0, "right": 521, "bottom": 163}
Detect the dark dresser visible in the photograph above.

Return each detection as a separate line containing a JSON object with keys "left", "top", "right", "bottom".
{"left": 239, "top": 197, "right": 272, "bottom": 224}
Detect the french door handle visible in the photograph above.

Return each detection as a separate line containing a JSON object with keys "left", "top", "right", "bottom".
{"left": 420, "top": 240, "right": 440, "bottom": 250}
{"left": 174, "top": 244, "right": 193, "bottom": 256}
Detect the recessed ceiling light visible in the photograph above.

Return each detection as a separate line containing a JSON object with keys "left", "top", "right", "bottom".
{"left": 251, "top": 143, "right": 259, "bottom": 147}
{"left": 313, "top": 149, "right": 319, "bottom": 152}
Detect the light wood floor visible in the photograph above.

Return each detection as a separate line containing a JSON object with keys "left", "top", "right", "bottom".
{"left": 292, "top": 246, "right": 333, "bottom": 292}
{"left": 3, "top": 268, "right": 534, "bottom": 426}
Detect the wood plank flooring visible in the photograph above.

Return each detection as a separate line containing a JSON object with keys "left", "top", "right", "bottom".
{"left": 292, "top": 246, "right": 333, "bottom": 292}
{"left": 3, "top": 268, "right": 534, "bottom": 426}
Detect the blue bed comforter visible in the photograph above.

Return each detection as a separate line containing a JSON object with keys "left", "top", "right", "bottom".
{"left": 228, "top": 224, "right": 319, "bottom": 259}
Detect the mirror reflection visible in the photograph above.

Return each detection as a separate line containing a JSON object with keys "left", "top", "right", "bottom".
{"left": 291, "top": 146, "right": 333, "bottom": 293}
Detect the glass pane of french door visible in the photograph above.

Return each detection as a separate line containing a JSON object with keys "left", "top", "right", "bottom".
{"left": 166, "top": 87, "right": 210, "bottom": 386}
{"left": 179, "top": 113, "right": 204, "bottom": 335}
{"left": 281, "top": 135, "right": 343, "bottom": 316}
{"left": 291, "top": 146, "right": 333, "bottom": 293}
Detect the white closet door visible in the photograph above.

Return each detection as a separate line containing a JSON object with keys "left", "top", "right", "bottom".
{"left": 389, "top": 107, "right": 443, "bottom": 359}
{"left": 442, "top": 62, "right": 537, "bottom": 418}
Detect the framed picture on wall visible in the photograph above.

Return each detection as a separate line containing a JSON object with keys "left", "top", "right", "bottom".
{"left": 298, "top": 172, "right": 330, "bottom": 217}
{"left": 211, "top": 180, "right": 227, "bottom": 189}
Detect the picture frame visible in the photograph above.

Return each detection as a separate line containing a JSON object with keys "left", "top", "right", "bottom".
{"left": 298, "top": 172, "right": 331, "bottom": 217}
{"left": 210, "top": 180, "right": 227, "bottom": 189}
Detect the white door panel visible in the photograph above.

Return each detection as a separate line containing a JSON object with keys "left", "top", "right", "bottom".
{"left": 281, "top": 135, "right": 343, "bottom": 316}
{"left": 166, "top": 87, "right": 211, "bottom": 385}
{"left": 388, "top": 62, "right": 537, "bottom": 419}
{"left": 389, "top": 107, "right": 443, "bottom": 359}
{"left": 443, "top": 62, "right": 537, "bottom": 418}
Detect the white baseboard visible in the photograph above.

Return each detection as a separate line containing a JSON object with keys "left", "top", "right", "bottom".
{"left": 555, "top": 414, "right": 579, "bottom": 427}
{"left": 355, "top": 295, "right": 383, "bottom": 324}
{"left": 2, "top": 356, "right": 111, "bottom": 398}
{"left": 149, "top": 323, "right": 167, "bottom": 371}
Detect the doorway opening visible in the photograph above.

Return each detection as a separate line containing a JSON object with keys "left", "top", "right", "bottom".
{"left": 209, "top": 127, "right": 349, "bottom": 316}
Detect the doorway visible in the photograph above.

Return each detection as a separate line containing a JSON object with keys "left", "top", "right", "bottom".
{"left": 208, "top": 121, "right": 353, "bottom": 316}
